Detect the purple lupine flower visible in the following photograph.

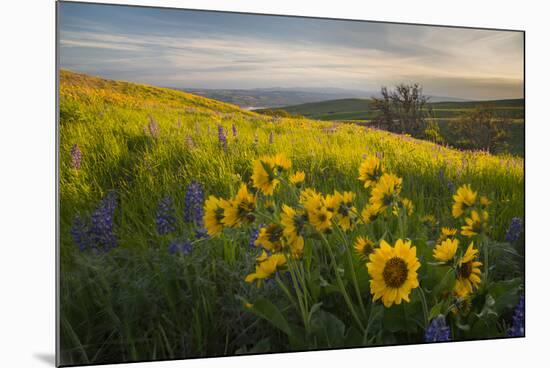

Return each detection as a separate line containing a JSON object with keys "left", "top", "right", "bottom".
{"left": 167, "top": 238, "right": 193, "bottom": 255}
{"left": 148, "top": 116, "right": 159, "bottom": 138}
{"left": 167, "top": 240, "right": 179, "bottom": 255}
{"left": 70, "top": 144, "right": 82, "bottom": 170}
{"left": 70, "top": 215, "right": 89, "bottom": 251}
{"left": 507, "top": 294, "right": 525, "bottom": 337}
{"left": 184, "top": 182, "right": 204, "bottom": 228}
{"left": 182, "top": 239, "right": 193, "bottom": 255}
{"left": 231, "top": 123, "right": 238, "bottom": 137}
{"left": 268, "top": 132, "right": 274, "bottom": 144}
{"left": 156, "top": 196, "right": 176, "bottom": 235}
{"left": 505, "top": 217, "right": 523, "bottom": 243}
{"left": 217, "top": 125, "right": 227, "bottom": 148}
{"left": 249, "top": 224, "right": 265, "bottom": 248}
{"left": 89, "top": 192, "right": 118, "bottom": 251}
{"left": 447, "top": 181, "right": 455, "bottom": 193}
{"left": 194, "top": 228, "right": 208, "bottom": 239}
{"left": 425, "top": 315, "right": 451, "bottom": 342}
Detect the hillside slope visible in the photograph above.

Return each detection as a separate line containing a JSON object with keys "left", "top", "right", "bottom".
{"left": 59, "top": 70, "right": 524, "bottom": 365}
{"left": 59, "top": 70, "right": 523, "bottom": 248}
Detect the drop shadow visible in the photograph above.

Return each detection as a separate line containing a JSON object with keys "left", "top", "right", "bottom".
{"left": 33, "top": 353, "right": 56, "bottom": 366}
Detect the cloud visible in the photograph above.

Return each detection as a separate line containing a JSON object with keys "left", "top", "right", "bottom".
{"left": 59, "top": 6, "right": 523, "bottom": 100}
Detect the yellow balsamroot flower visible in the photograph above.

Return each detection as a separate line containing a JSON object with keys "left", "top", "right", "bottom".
{"left": 354, "top": 236, "right": 376, "bottom": 261}
{"left": 361, "top": 203, "right": 381, "bottom": 223}
{"left": 245, "top": 251, "right": 287, "bottom": 287}
{"left": 369, "top": 173, "right": 403, "bottom": 211}
{"left": 301, "top": 189, "right": 333, "bottom": 232}
{"left": 461, "top": 210, "right": 489, "bottom": 237}
{"left": 203, "top": 196, "right": 227, "bottom": 236}
{"left": 270, "top": 153, "right": 292, "bottom": 171}
{"left": 308, "top": 206, "right": 333, "bottom": 232}
{"left": 452, "top": 184, "right": 477, "bottom": 218}
{"left": 255, "top": 223, "right": 284, "bottom": 252}
{"left": 287, "top": 235, "right": 305, "bottom": 259}
{"left": 222, "top": 184, "right": 256, "bottom": 228}
{"left": 251, "top": 153, "right": 292, "bottom": 195}
{"left": 433, "top": 238, "right": 459, "bottom": 262}
{"left": 393, "top": 197, "right": 414, "bottom": 216}
{"left": 480, "top": 195, "right": 491, "bottom": 208}
{"left": 402, "top": 198, "right": 414, "bottom": 215}
{"left": 264, "top": 199, "right": 275, "bottom": 213}
{"left": 323, "top": 193, "right": 341, "bottom": 213}
{"left": 299, "top": 187, "right": 320, "bottom": 205}
{"left": 437, "top": 227, "right": 458, "bottom": 243}
{"left": 328, "top": 191, "right": 357, "bottom": 231}
{"left": 421, "top": 214, "right": 437, "bottom": 227}
{"left": 289, "top": 171, "right": 306, "bottom": 184}
{"left": 251, "top": 158, "right": 279, "bottom": 196}
{"left": 358, "top": 156, "right": 384, "bottom": 188}
{"left": 367, "top": 239, "right": 420, "bottom": 307}
{"left": 454, "top": 243, "right": 482, "bottom": 297}
{"left": 280, "top": 205, "right": 307, "bottom": 258}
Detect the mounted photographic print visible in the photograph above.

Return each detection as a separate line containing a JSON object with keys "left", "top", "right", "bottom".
{"left": 56, "top": 1, "right": 525, "bottom": 366}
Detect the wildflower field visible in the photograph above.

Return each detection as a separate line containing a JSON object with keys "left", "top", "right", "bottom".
{"left": 59, "top": 70, "right": 524, "bottom": 365}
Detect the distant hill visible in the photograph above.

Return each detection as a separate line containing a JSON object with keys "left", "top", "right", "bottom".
{"left": 172, "top": 88, "right": 371, "bottom": 109}
{"left": 263, "top": 98, "right": 525, "bottom": 121}
{"left": 173, "top": 87, "right": 471, "bottom": 109}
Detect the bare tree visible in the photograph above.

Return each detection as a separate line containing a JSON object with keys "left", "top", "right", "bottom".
{"left": 372, "top": 83, "right": 433, "bottom": 136}
{"left": 450, "top": 106, "right": 509, "bottom": 153}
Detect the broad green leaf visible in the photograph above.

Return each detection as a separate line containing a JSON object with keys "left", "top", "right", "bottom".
{"left": 250, "top": 298, "right": 291, "bottom": 336}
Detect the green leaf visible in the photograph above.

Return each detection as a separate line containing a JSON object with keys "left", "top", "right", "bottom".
{"left": 488, "top": 278, "right": 522, "bottom": 315}
{"left": 288, "top": 324, "right": 307, "bottom": 350}
{"left": 250, "top": 298, "right": 291, "bottom": 336}
{"left": 432, "top": 266, "right": 455, "bottom": 296}
{"left": 311, "top": 310, "right": 346, "bottom": 348}
{"left": 383, "top": 300, "right": 421, "bottom": 333}
{"left": 307, "top": 302, "right": 323, "bottom": 325}
{"left": 428, "top": 301, "right": 443, "bottom": 321}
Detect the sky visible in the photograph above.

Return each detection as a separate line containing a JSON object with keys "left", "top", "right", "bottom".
{"left": 58, "top": 2, "right": 524, "bottom": 100}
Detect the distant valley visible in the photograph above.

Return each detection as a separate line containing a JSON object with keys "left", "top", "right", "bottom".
{"left": 174, "top": 87, "right": 470, "bottom": 109}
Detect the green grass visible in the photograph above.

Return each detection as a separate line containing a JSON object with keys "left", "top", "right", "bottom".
{"left": 264, "top": 98, "right": 525, "bottom": 155}
{"left": 59, "top": 70, "right": 524, "bottom": 365}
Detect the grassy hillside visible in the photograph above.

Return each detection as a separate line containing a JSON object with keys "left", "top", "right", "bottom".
{"left": 261, "top": 98, "right": 524, "bottom": 155}
{"left": 59, "top": 70, "right": 524, "bottom": 365}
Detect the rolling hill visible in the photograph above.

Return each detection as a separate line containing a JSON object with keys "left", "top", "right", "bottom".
{"left": 263, "top": 98, "right": 525, "bottom": 121}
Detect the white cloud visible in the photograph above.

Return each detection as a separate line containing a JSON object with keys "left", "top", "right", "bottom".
{"left": 59, "top": 22, "right": 523, "bottom": 99}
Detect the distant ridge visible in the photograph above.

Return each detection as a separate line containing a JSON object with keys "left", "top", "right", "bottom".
{"left": 260, "top": 97, "right": 524, "bottom": 121}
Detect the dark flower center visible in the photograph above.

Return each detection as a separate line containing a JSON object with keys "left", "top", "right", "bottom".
{"left": 215, "top": 208, "right": 225, "bottom": 223}
{"left": 383, "top": 257, "right": 408, "bottom": 288}
{"left": 363, "top": 244, "right": 374, "bottom": 257}
{"left": 459, "top": 261, "right": 473, "bottom": 279}
{"left": 383, "top": 193, "right": 394, "bottom": 206}
{"left": 338, "top": 204, "right": 350, "bottom": 217}
{"left": 267, "top": 224, "right": 283, "bottom": 243}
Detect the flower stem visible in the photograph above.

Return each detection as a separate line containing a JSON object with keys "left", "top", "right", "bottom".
{"left": 319, "top": 232, "right": 365, "bottom": 332}
{"left": 418, "top": 286, "right": 429, "bottom": 329}
{"left": 332, "top": 221, "right": 367, "bottom": 319}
